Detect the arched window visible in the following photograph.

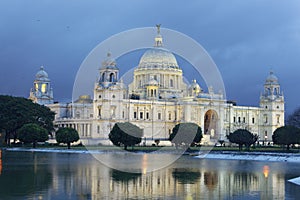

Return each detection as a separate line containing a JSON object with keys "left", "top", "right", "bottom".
{"left": 109, "top": 73, "right": 114, "bottom": 82}
{"left": 101, "top": 73, "right": 105, "bottom": 82}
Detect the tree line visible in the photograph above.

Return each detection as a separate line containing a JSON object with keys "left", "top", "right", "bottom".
{"left": 0, "top": 95, "right": 79, "bottom": 149}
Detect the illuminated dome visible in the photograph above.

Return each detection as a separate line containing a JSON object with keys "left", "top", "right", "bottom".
{"left": 138, "top": 47, "right": 179, "bottom": 69}
{"left": 36, "top": 66, "right": 49, "bottom": 81}
{"left": 266, "top": 71, "right": 278, "bottom": 84}
{"left": 138, "top": 24, "right": 179, "bottom": 69}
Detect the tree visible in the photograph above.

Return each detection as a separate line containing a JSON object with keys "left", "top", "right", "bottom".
{"left": 286, "top": 107, "right": 300, "bottom": 128}
{"left": 56, "top": 127, "right": 80, "bottom": 149}
{"left": 169, "top": 123, "right": 202, "bottom": 148}
{"left": 17, "top": 123, "right": 49, "bottom": 148}
{"left": 227, "top": 129, "right": 258, "bottom": 151}
{"left": 0, "top": 95, "right": 55, "bottom": 146}
{"left": 109, "top": 122, "right": 143, "bottom": 150}
{"left": 272, "top": 126, "right": 300, "bottom": 151}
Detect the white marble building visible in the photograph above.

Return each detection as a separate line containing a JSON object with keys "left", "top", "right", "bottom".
{"left": 30, "top": 27, "right": 285, "bottom": 145}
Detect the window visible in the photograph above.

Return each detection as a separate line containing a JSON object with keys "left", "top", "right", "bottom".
{"left": 109, "top": 73, "right": 114, "bottom": 82}
{"left": 41, "top": 83, "right": 47, "bottom": 93}
{"left": 122, "top": 111, "right": 125, "bottom": 119}
{"left": 97, "top": 126, "right": 100, "bottom": 134}
{"left": 146, "top": 112, "right": 149, "bottom": 119}
{"left": 98, "top": 106, "right": 102, "bottom": 118}
{"left": 111, "top": 107, "right": 116, "bottom": 118}
{"left": 140, "top": 112, "right": 143, "bottom": 119}
{"left": 233, "top": 117, "right": 236, "bottom": 123}
{"left": 264, "top": 115, "right": 268, "bottom": 123}
{"left": 112, "top": 95, "right": 115, "bottom": 98}
{"left": 252, "top": 117, "right": 255, "bottom": 124}
{"left": 168, "top": 112, "right": 172, "bottom": 120}
{"left": 170, "top": 79, "right": 173, "bottom": 87}
{"left": 243, "top": 117, "right": 246, "bottom": 123}
{"left": 277, "top": 115, "right": 280, "bottom": 124}
{"left": 264, "top": 131, "right": 268, "bottom": 140}
{"left": 134, "top": 112, "right": 137, "bottom": 119}
{"left": 158, "top": 113, "right": 161, "bottom": 120}
{"left": 238, "top": 117, "right": 241, "bottom": 123}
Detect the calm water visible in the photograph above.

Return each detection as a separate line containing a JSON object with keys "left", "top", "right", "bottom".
{"left": 0, "top": 150, "right": 300, "bottom": 200}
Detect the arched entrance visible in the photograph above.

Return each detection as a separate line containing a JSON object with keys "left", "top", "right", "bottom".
{"left": 204, "top": 110, "right": 218, "bottom": 139}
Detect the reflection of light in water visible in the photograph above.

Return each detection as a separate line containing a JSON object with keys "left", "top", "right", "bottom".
{"left": 185, "top": 194, "right": 193, "bottom": 200}
{"left": 142, "top": 154, "right": 148, "bottom": 174}
{"left": 263, "top": 165, "right": 270, "bottom": 178}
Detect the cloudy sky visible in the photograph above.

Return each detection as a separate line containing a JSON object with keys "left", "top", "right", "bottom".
{"left": 0, "top": 0, "right": 300, "bottom": 115}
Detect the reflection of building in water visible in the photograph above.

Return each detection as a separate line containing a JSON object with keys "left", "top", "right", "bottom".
{"left": 42, "top": 159, "right": 286, "bottom": 199}
{"left": 30, "top": 25, "right": 285, "bottom": 145}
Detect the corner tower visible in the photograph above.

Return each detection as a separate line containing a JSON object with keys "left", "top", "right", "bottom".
{"left": 29, "top": 66, "right": 54, "bottom": 105}
{"left": 94, "top": 53, "right": 127, "bottom": 121}
{"left": 259, "top": 71, "right": 284, "bottom": 142}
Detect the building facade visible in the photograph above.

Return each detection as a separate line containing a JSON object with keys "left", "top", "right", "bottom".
{"left": 31, "top": 27, "right": 285, "bottom": 145}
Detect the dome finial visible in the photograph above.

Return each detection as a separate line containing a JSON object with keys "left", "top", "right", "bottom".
{"left": 156, "top": 24, "right": 161, "bottom": 34}
{"left": 154, "top": 24, "right": 163, "bottom": 47}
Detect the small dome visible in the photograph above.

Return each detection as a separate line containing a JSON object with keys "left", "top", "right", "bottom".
{"left": 138, "top": 47, "right": 179, "bottom": 69}
{"left": 74, "top": 95, "right": 93, "bottom": 103}
{"left": 35, "top": 66, "right": 49, "bottom": 81}
{"left": 189, "top": 79, "right": 201, "bottom": 90}
{"left": 101, "top": 52, "right": 118, "bottom": 70}
{"left": 266, "top": 71, "right": 278, "bottom": 84}
{"left": 189, "top": 79, "right": 201, "bottom": 95}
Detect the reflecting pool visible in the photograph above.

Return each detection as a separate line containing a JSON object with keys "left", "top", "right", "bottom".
{"left": 0, "top": 150, "right": 300, "bottom": 199}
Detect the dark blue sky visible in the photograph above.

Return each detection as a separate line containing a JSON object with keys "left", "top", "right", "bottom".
{"left": 0, "top": 0, "right": 300, "bottom": 115}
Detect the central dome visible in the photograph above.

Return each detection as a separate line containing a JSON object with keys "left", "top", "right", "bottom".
{"left": 138, "top": 47, "right": 179, "bottom": 69}
{"left": 138, "top": 24, "right": 179, "bottom": 70}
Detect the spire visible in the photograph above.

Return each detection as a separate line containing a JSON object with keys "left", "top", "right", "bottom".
{"left": 154, "top": 24, "right": 163, "bottom": 47}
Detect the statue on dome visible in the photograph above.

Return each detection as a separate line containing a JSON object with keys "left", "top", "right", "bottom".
{"left": 156, "top": 24, "right": 161, "bottom": 34}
